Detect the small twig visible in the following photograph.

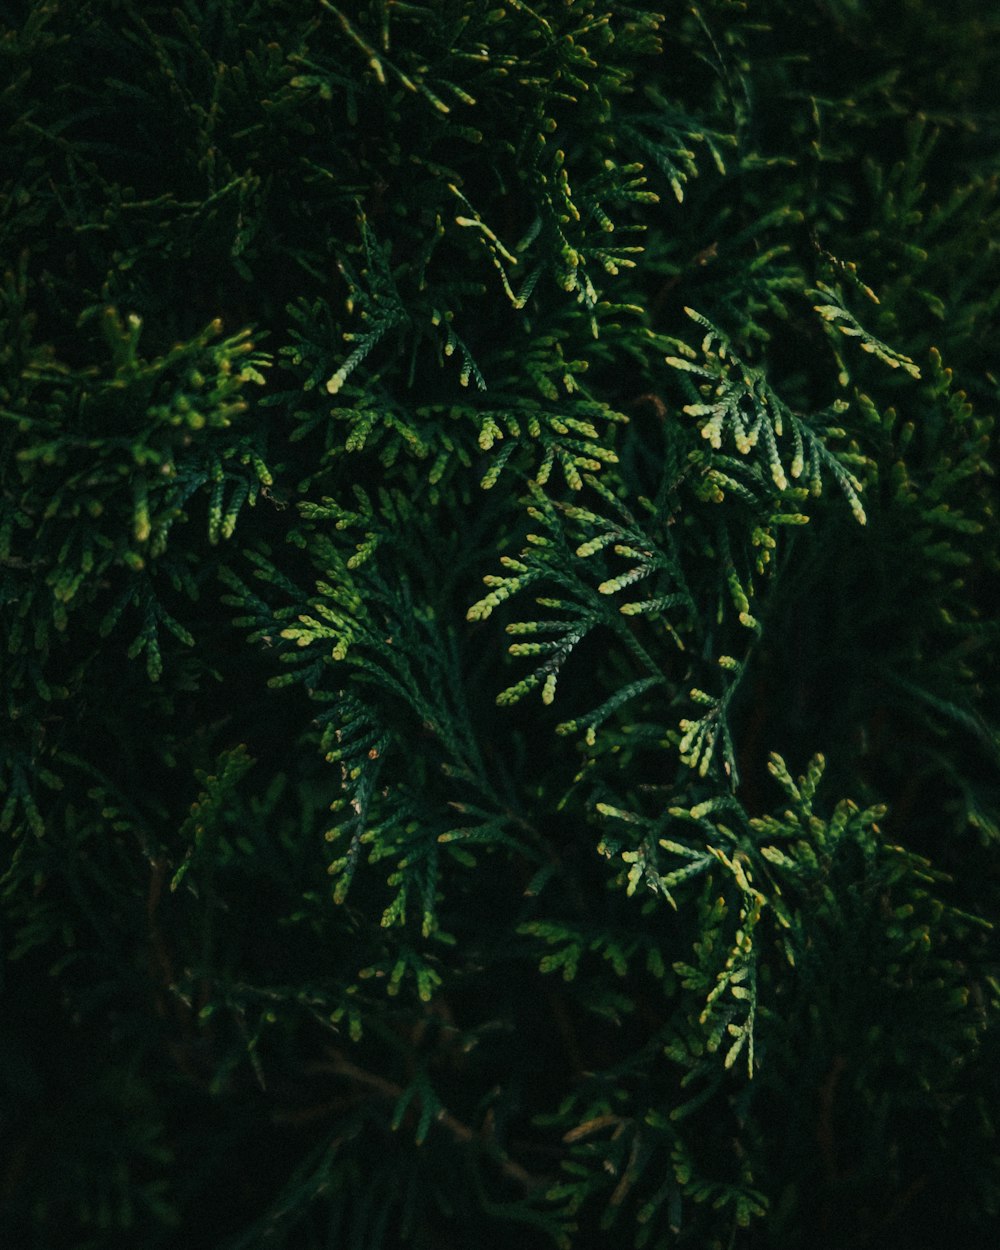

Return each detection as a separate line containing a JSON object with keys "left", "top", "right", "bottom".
{"left": 315, "top": 1049, "right": 543, "bottom": 1192}
{"left": 817, "top": 1053, "right": 847, "bottom": 1237}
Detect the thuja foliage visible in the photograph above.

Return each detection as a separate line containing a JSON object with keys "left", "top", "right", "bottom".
{"left": 2, "top": 0, "right": 999, "bottom": 1246}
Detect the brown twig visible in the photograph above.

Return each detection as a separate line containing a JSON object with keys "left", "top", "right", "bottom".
{"left": 313, "top": 1048, "right": 543, "bottom": 1192}
{"left": 817, "top": 1053, "right": 847, "bottom": 1238}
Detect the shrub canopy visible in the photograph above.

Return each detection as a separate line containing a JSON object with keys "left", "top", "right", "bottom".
{"left": 1, "top": 1, "right": 999, "bottom": 1247}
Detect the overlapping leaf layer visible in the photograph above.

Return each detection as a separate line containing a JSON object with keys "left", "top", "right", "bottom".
{"left": 2, "top": 2, "right": 998, "bottom": 1246}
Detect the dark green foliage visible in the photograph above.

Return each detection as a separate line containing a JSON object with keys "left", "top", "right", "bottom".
{"left": 2, "top": 1, "right": 999, "bottom": 1246}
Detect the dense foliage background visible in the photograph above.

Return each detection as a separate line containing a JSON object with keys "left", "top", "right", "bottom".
{"left": 2, "top": 1, "right": 999, "bottom": 1246}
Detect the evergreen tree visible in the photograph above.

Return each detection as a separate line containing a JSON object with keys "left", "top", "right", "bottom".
{"left": 2, "top": 1, "right": 998, "bottom": 1246}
